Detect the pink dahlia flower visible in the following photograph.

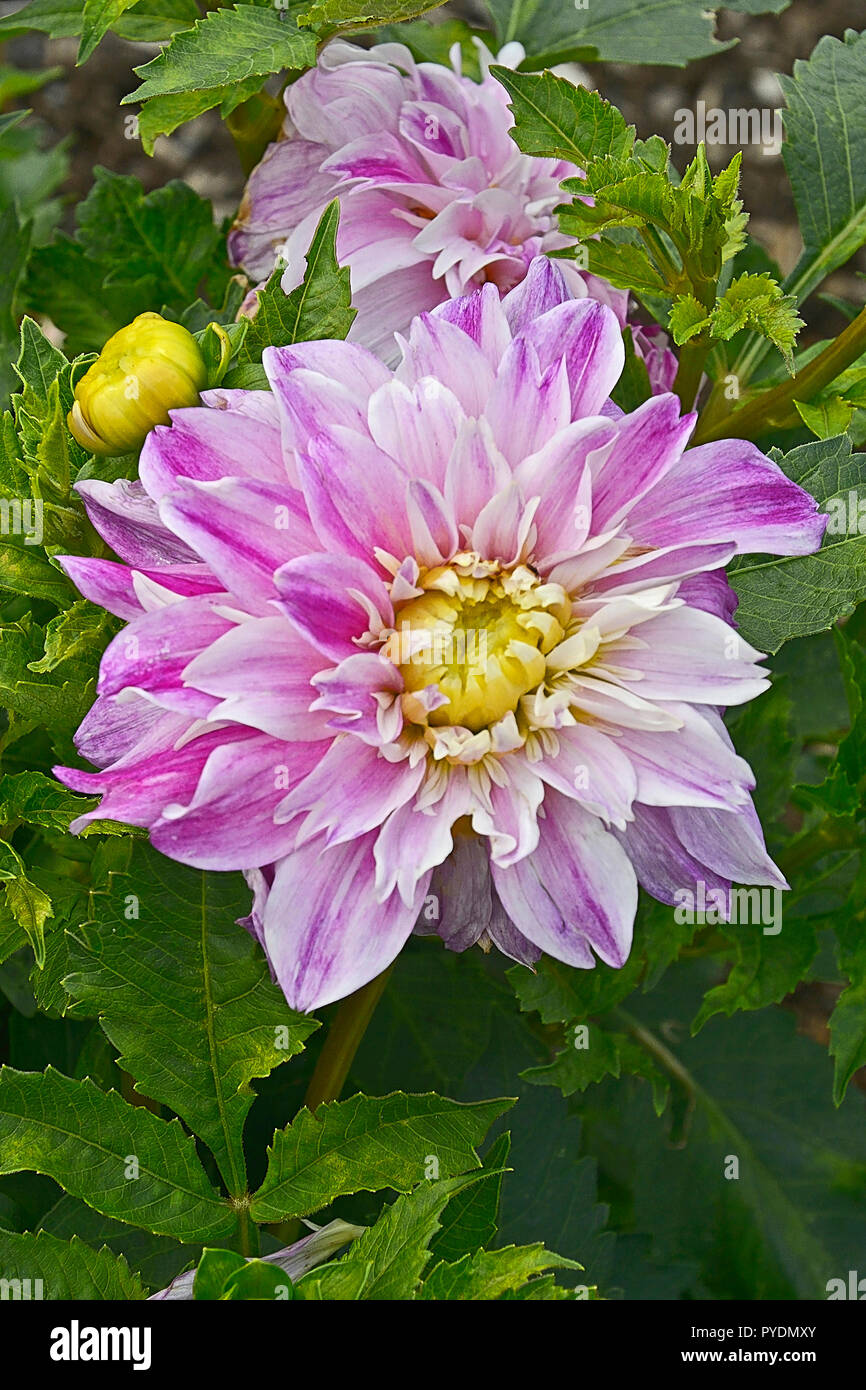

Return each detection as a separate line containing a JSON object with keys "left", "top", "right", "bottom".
{"left": 228, "top": 38, "right": 632, "bottom": 360}
{"left": 55, "top": 259, "right": 825, "bottom": 1012}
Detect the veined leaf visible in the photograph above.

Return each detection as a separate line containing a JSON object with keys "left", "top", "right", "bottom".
{"left": 0, "top": 1229, "right": 147, "bottom": 1299}
{"left": 123, "top": 6, "right": 317, "bottom": 106}
{"left": 420, "top": 1242, "right": 580, "bottom": 1300}
{"left": 0, "top": 0, "right": 200, "bottom": 43}
{"left": 298, "top": 1173, "right": 491, "bottom": 1300}
{"left": 487, "top": 0, "right": 790, "bottom": 68}
{"left": 730, "top": 434, "right": 866, "bottom": 652}
{"left": 250, "top": 1091, "right": 513, "bottom": 1222}
{"left": 231, "top": 201, "right": 355, "bottom": 377}
{"left": 299, "top": 0, "right": 445, "bottom": 29}
{"left": 490, "top": 67, "right": 634, "bottom": 165}
{"left": 781, "top": 30, "right": 866, "bottom": 306}
{"left": 78, "top": 0, "right": 140, "bottom": 62}
{"left": 64, "top": 843, "right": 317, "bottom": 1194}
{"left": 0, "top": 1066, "right": 236, "bottom": 1243}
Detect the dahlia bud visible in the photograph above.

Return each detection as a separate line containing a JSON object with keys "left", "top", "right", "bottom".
{"left": 68, "top": 312, "right": 208, "bottom": 456}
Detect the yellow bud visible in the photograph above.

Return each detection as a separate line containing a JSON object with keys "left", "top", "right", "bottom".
{"left": 68, "top": 312, "right": 208, "bottom": 456}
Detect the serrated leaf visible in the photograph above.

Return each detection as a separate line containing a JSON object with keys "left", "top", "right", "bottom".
{"left": 487, "top": 0, "right": 790, "bottom": 68}
{"left": 430, "top": 1131, "right": 510, "bottom": 1264}
{"left": 78, "top": 0, "right": 139, "bottom": 62}
{"left": 137, "top": 78, "right": 262, "bottom": 156}
{"left": 0, "top": 1229, "right": 147, "bottom": 1299}
{"left": 298, "top": 1173, "right": 489, "bottom": 1300}
{"left": 690, "top": 917, "right": 819, "bottom": 1032}
{"left": 231, "top": 201, "right": 354, "bottom": 372}
{"left": 72, "top": 168, "right": 229, "bottom": 308}
{"left": 491, "top": 66, "right": 634, "bottom": 166}
{"left": 0, "top": 0, "right": 199, "bottom": 43}
{"left": 124, "top": 6, "right": 317, "bottom": 106}
{"left": 63, "top": 843, "right": 317, "bottom": 1193}
{"left": 780, "top": 29, "right": 866, "bottom": 306}
{"left": 795, "top": 396, "right": 855, "bottom": 440}
{"left": 28, "top": 602, "right": 115, "bottom": 674}
{"left": 420, "top": 1241, "right": 579, "bottom": 1300}
{"left": 730, "top": 434, "right": 866, "bottom": 652}
{"left": 0, "top": 1066, "right": 236, "bottom": 1243}
{"left": 710, "top": 271, "right": 802, "bottom": 368}
{"left": 299, "top": 0, "right": 443, "bottom": 28}
{"left": 250, "top": 1091, "right": 513, "bottom": 1223}
{"left": 670, "top": 293, "right": 711, "bottom": 345}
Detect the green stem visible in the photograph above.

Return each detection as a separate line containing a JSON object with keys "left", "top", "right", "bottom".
{"left": 234, "top": 1199, "right": 259, "bottom": 1259}
{"left": 265, "top": 968, "right": 393, "bottom": 1250}
{"left": 673, "top": 336, "right": 711, "bottom": 412}
{"left": 303, "top": 965, "right": 394, "bottom": 1114}
{"left": 693, "top": 303, "right": 866, "bottom": 444}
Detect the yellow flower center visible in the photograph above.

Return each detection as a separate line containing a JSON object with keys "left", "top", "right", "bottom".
{"left": 384, "top": 559, "right": 571, "bottom": 732}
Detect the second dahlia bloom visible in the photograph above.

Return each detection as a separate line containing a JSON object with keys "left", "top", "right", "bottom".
{"left": 228, "top": 38, "right": 630, "bottom": 359}
{"left": 55, "top": 260, "right": 824, "bottom": 1012}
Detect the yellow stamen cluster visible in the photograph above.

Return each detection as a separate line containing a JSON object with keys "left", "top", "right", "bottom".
{"left": 382, "top": 554, "right": 571, "bottom": 734}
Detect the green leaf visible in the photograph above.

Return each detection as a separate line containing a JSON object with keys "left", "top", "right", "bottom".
{"left": 829, "top": 861, "right": 866, "bottom": 1104}
{"left": 0, "top": 204, "right": 32, "bottom": 402}
{"left": 780, "top": 30, "right": 866, "bottom": 307}
{"left": 27, "top": 602, "right": 115, "bottom": 675}
{"left": 0, "top": 0, "right": 200, "bottom": 43}
{"left": 490, "top": 67, "right": 634, "bottom": 165}
{"left": 420, "top": 1242, "right": 579, "bottom": 1299}
{"left": 124, "top": 6, "right": 317, "bottom": 106}
{"left": 250, "top": 1091, "right": 513, "bottom": 1222}
{"left": 690, "top": 917, "right": 819, "bottom": 1032}
{"left": 136, "top": 77, "right": 268, "bottom": 156}
{"left": 38, "top": 1193, "right": 194, "bottom": 1291}
{"left": 430, "top": 1131, "right": 510, "bottom": 1264}
{"left": 73, "top": 168, "right": 230, "bottom": 308}
{"left": 231, "top": 201, "right": 355, "bottom": 374}
{"left": 221, "top": 1258, "right": 294, "bottom": 1300}
{"left": 580, "top": 961, "right": 866, "bottom": 1298}
{"left": 78, "top": 0, "right": 140, "bottom": 62}
{"left": 0, "top": 841, "right": 53, "bottom": 968}
{"left": 0, "top": 1229, "right": 147, "bottom": 1299}
{"left": 670, "top": 293, "right": 711, "bottom": 345}
{"left": 63, "top": 843, "right": 318, "bottom": 1194}
{"left": 710, "top": 271, "right": 802, "bottom": 368}
{"left": 803, "top": 629, "right": 866, "bottom": 818}
{"left": 0, "top": 1066, "right": 236, "bottom": 1243}
{"left": 298, "top": 1173, "right": 490, "bottom": 1300}
{"left": 795, "top": 396, "right": 855, "bottom": 440}
{"left": 486, "top": 0, "right": 790, "bottom": 68}
{"left": 730, "top": 434, "right": 866, "bottom": 652}
{"left": 298, "top": 0, "right": 445, "bottom": 29}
